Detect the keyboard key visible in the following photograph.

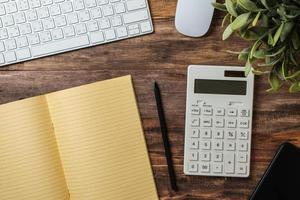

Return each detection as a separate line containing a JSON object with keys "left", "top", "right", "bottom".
{"left": 215, "top": 118, "right": 224, "bottom": 128}
{"left": 27, "top": 33, "right": 40, "bottom": 45}
{"left": 188, "top": 162, "right": 198, "bottom": 172}
{"left": 239, "top": 109, "right": 250, "bottom": 117}
{"left": 114, "top": 2, "right": 125, "bottom": 13}
{"left": 75, "top": 23, "right": 87, "bottom": 34}
{"left": 200, "top": 141, "right": 211, "bottom": 150}
{"left": 39, "top": 31, "right": 52, "bottom": 43}
{"left": 51, "top": 28, "right": 64, "bottom": 40}
{"left": 238, "top": 119, "right": 249, "bottom": 128}
{"left": 78, "top": 10, "right": 91, "bottom": 22}
{"left": 73, "top": 0, "right": 85, "bottom": 10}
{"left": 213, "top": 163, "right": 223, "bottom": 173}
{"left": 49, "top": 4, "right": 61, "bottom": 16}
{"left": 225, "top": 130, "right": 236, "bottom": 139}
{"left": 140, "top": 21, "right": 152, "bottom": 32}
{"left": 17, "top": 0, "right": 30, "bottom": 11}
{"left": 2, "top": 15, "right": 14, "bottom": 26}
{"left": 200, "top": 163, "right": 210, "bottom": 173}
{"left": 7, "top": 26, "right": 20, "bottom": 37}
{"left": 31, "top": 35, "right": 89, "bottom": 56}
{"left": 90, "top": 31, "right": 104, "bottom": 43}
{"left": 67, "top": 13, "right": 78, "bottom": 24}
{"left": 238, "top": 141, "right": 248, "bottom": 152}
{"left": 189, "top": 151, "right": 198, "bottom": 161}
{"left": 63, "top": 25, "right": 75, "bottom": 37}
{"left": 215, "top": 108, "right": 225, "bottom": 116}
{"left": 191, "top": 117, "right": 200, "bottom": 127}
{"left": 237, "top": 164, "right": 247, "bottom": 175}
{"left": 190, "top": 129, "right": 200, "bottom": 138}
{"left": 6, "top": 2, "right": 18, "bottom": 14}
{"left": 85, "top": 0, "right": 97, "bottom": 8}
{"left": 191, "top": 107, "right": 200, "bottom": 115}
{"left": 227, "top": 108, "right": 237, "bottom": 116}
{"left": 202, "top": 118, "right": 212, "bottom": 127}
{"left": 237, "top": 153, "right": 247, "bottom": 163}
{"left": 213, "top": 140, "right": 223, "bottom": 150}
{"left": 226, "top": 119, "right": 237, "bottom": 128}
{"left": 37, "top": 7, "right": 50, "bottom": 19}
{"left": 19, "top": 23, "right": 32, "bottom": 34}
{"left": 43, "top": 18, "right": 55, "bottom": 29}
{"left": 86, "top": 21, "right": 99, "bottom": 32}
{"left": 5, "top": 39, "right": 16, "bottom": 50}
{"left": 16, "top": 48, "right": 31, "bottom": 60}
{"left": 190, "top": 140, "right": 199, "bottom": 149}
{"left": 0, "top": 53, "right": 4, "bottom": 63}
{"left": 202, "top": 107, "right": 213, "bottom": 115}
{"left": 200, "top": 152, "right": 210, "bottom": 161}
{"left": 225, "top": 141, "right": 235, "bottom": 151}
{"left": 14, "top": 12, "right": 26, "bottom": 24}
{"left": 126, "top": 0, "right": 147, "bottom": 11}
{"left": 4, "top": 51, "right": 16, "bottom": 62}
{"left": 224, "top": 153, "right": 235, "bottom": 174}
{"left": 123, "top": 9, "right": 149, "bottom": 24}
{"left": 214, "top": 129, "right": 224, "bottom": 139}
{"left": 102, "top": 5, "right": 114, "bottom": 16}
{"left": 201, "top": 129, "right": 211, "bottom": 139}
{"left": 54, "top": 15, "right": 67, "bottom": 27}
{"left": 116, "top": 26, "right": 127, "bottom": 37}
{"left": 29, "top": 0, "right": 41, "bottom": 8}
{"left": 105, "top": 29, "right": 116, "bottom": 40}
{"left": 212, "top": 152, "right": 223, "bottom": 162}
{"left": 238, "top": 130, "right": 249, "bottom": 140}
{"left": 90, "top": 7, "right": 102, "bottom": 19}
{"left": 0, "top": 41, "right": 5, "bottom": 51}
{"left": 0, "top": 29, "right": 8, "bottom": 39}
{"left": 31, "top": 21, "right": 43, "bottom": 32}
{"left": 61, "top": 2, "right": 73, "bottom": 13}
{"left": 99, "top": 18, "right": 110, "bottom": 29}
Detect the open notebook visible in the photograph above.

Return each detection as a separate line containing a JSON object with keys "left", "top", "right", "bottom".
{"left": 0, "top": 75, "right": 158, "bottom": 200}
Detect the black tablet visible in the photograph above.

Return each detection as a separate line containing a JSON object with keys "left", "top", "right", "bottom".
{"left": 250, "top": 142, "right": 300, "bottom": 200}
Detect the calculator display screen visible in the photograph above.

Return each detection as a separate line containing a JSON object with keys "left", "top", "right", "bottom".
{"left": 194, "top": 79, "right": 247, "bottom": 95}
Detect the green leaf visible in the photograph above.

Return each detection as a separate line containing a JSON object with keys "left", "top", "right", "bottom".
{"left": 260, "top": 0, "right": 269, "bottom": 9}
{"left": 289, "top": 82, "right": 300, "bottom": 93}
{"left": 222, "top": 13, "right": 231, "bottom": 27}
{"left": 253, "top": 49, "right": 267, "bottom": 59}
{"left": 268, "top": 32, "right": 273, "bottom": 45}
{"left": 238, "top": 0, "right": 258, "bottom": 11}
{"left": 238, "top": 47, "right": 250, "bottom": 61}
{"left": 252, "top": 68, "right": 269, "bottom": 75}
{"left": 267, "top": 68, "right": 281, "bottom": 92}
{"left": 273, "top": 23, "right": 284, "bottom": 46}
{"left": 249, "top": 40, "right": 261, "bottom": 59}
{"left": 292, "top": 29, "right": 300, "bottom": 50}
{"left": 245, "top": 58, "right": 252, "bottom": 76}
{"left": 286, "top": 70, "right": 300, "bottom": 80}
{"left": 252, "top": 11, "right": 261, "bottom": 26}
{"left": 212, "top": 2, "right": 227, "bottom": 11}
{"left": 223, "top": 24, "right": 234, "bottom": 40}
{"left": 231, "top": 12, "right": 251, "bottom": 30}
{"left": 225, "top": 0, "right": 238, "bottom": 17}
{"left": 280, "top": 22, "right": 294, "bottom": 42}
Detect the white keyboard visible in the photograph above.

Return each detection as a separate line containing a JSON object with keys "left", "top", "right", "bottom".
{"left": 0, "top": 0, "right": 153, "bottom": 66}
{"left": 184, "top": 65, "right": 254, "bottom": 178}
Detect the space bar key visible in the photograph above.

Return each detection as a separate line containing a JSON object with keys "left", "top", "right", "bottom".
{"left": 31, "top": 36, "right": 90, "bottom": 57}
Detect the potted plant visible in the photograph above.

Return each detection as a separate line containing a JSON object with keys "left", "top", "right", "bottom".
{"left": 213, "top": 0, "right": 300, "bottom": 92}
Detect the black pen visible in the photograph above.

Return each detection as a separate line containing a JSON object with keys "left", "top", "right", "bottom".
{"left": 154, "top": 82, "right": 178, "bottom": 192}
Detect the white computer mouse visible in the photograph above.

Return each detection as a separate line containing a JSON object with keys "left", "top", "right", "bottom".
{"left": 175, "top": 0, "right": 215, "bottom": 37}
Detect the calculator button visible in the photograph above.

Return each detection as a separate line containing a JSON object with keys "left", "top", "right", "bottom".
{"left": 202, "top": 118, "right": 212, "bottom": 127}
{"left": 224, "top": 153, "right": 235, "bottom": 174}
{"left": 238, "top": 130, "right": 249, "bottom": 140}
{"left": 215, "top": 118, "right": 224, "bottom": 128}
{"left": 225, "top": 130, "right": 236, "bottom": 139}
{"left": 238, "top": 119, "right": 249, "bottom": 128}
{"left": 237, "top": 164, "right": 247, "bottom": 174}
{"left": 202, "top": 107, "right": 213, "bottom": 115}
{"left": 213, "top": 140, "right": 223, "bottom": 150}
{"left": 188, "top": 162, "right": 198, "bottom": 172}
{"left": 191, "top": 117, "right": 200, "bottom": 127}
{"left": 225, "top": 141, "right": 236, "bottom": 151}
{"left": 200, "top": 141, "right": 211, "bottom": 150}
{"left": 226, "top": 119, "right": 237, "bottom": 128}
{"left": 215, "top": 108, "right": 225, "bottom": 116}
{"left": 214, "top": 129, "right": 224, "bottom": 139}
{"left": 213, "top": 152, "right": 223, "bottom": 162}
{"left": 189, "top": 151, "right": 199, "bottom": 161}
{"left": 213, "top": 163, "right": 223, "bottom": 173}
{"left": 239, "top": 109, "right": 250, "bottom": 117}
{"left": 200, "top": 152, "right": 211, "bottom": 161}
{"left": 202, "top": 129, "right": 212, "bottom": 139}
{"left": 191, "top": 129, "right": 200, "bottom": 138}
{"left": 200, "top": 163, "right": 210, "bottom": 173}
{"left": 238, "top": 141, "right": 248, "bottom": 151}
{"left": 237, "top": 153, "right": 247, "bottom": 163}
{"left": 227, "top": 108, "right": 237, "bottom": 116}
{"left": 190, "top": 140, "right": 199, "bottom": 149}
{"left": 191, "top": 107, "right": 200, "bottom": 115}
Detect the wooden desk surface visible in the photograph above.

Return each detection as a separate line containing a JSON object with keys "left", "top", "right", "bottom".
{"left": 0, "top": 1, "right": 299, "bottom": 199}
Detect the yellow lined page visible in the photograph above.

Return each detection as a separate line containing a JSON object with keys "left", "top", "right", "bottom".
{"left": 0, "top": 96, "right": 69, "bottom": 200}
{"left": 46, "top": 76, "right": 158, "bottom": 200}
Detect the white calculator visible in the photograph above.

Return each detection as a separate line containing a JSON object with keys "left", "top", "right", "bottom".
{"left": 184, "top": 65, "right": 254, "bottom": 177}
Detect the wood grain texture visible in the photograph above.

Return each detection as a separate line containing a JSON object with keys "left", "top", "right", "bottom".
{"left": 0, "top": 0, "right": 299, "bottom": 199}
